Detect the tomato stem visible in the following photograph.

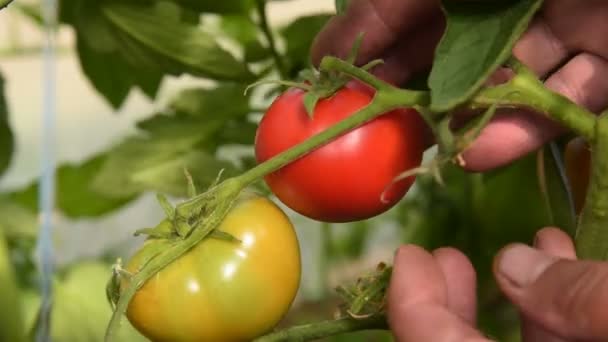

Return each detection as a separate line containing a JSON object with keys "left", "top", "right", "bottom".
{"left": 253, "top": 314, "right": 388, "bottom": 342}
{"left": 575, "top": 113, "right": 608, "bottom": 259}
{"left": 472, "top": 58, "right": 596, "bottom": 141}
{"left": 254, "top": 0, "right": 288, "bottom": 79}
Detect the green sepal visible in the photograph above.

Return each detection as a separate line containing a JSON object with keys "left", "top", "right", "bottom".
{"left": 210, "top": 230, "right": 241, "bottom": 243}
{"left": 133, "top": 220, "right": 175, "bottom": 238}
{"left": 156, "top": 193, "right": 175, "bottom": 218}
{"left": 184, "top": 168, "right": 197, "bottom": 197}
{"left": 303, "top": 91, "right": 320, "bottom": 118}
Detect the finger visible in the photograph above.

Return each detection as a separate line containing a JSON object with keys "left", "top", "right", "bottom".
{"left": 463, "top": 53, "right": 608, "bottom": 172}
{"left": 533, "top": 227, "right": 576, "bottom": 260}
{"left": 512, "top": 17, "right": 570, "bottom": 77}
{"left": 520, "top": 228, "right": 576, "bottom": 342}
{"left": 520, "top": 319, "right": 569, "bottom": 342}
{"left": 311, "top": 0, "right": 440, "bottom": 66}
{"left": 370, "top": 12, "right": 445, "bottom": 86}
{"left": 495, "top": 244, "right": 608, "bottom": 340}
{"left": 543, "top": 0, "right": 608, "bottom": 60}
{"left": 433, "top": 248, "right": 477, "bottom": 324}
{"left": 387, "top": 245, "right": 489, "bottom": 341}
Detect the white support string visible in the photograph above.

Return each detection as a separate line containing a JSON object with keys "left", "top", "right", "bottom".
{"left": 36, "top": 0, "right": 57, "bottom": 340}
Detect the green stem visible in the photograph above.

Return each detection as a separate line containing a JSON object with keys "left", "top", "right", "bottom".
{"left": 255, "top": 0, "right": 288, "bottom": 79}
{"left": 0, "top": 0, "right": 14, "bottom": 10}
{"left": 253, "top": 315, "right": 388, "bottom": 342}
{"left": 319, "top": 222, "right": 332, "bottom": 298}
{"left": 575, "top": 113, "right": 608, "bottom": 259}
{"left": 473, "top": 62, "right": 596, "bottom": 141}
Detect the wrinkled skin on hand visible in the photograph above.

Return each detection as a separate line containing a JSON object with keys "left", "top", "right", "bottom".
{"left": 312, "top": 0, "right": 608, "bottom": 172}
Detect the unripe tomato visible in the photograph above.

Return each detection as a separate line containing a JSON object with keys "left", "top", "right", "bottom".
{"left": 124, "top": 194, "right": 301, "bottom": 342}
{"left": 564, "top": 137, "right": 591, "bottom": 214}
{"left": 255, "top": 82, "right": 426, "bottom": 222}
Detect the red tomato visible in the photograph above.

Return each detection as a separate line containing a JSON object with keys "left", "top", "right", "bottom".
{"left": 255, "top": 82, "right": 426, "bottom": 222}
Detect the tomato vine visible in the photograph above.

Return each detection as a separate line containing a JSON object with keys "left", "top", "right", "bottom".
{"left": 105, "top": 52, "right": 608, "bottom": 341}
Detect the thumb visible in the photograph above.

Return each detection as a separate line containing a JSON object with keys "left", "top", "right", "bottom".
{"left": 494, "top": 244, "right": 608, "bottom": 340}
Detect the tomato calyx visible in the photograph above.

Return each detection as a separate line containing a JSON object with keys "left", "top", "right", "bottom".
{"left": 335, "top": 262, "right": 392, "bottom": 319}
{"left": 247, "top": 33, "right": 384, "bottom": 117}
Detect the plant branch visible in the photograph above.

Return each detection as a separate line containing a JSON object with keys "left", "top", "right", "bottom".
{"left": 472, "top": 75, "right": 596, "bottom": 141}
{"left": 253, "top": 315, "right": 388, "bottom": 342}
{"left": 255, "top": 0, "right": 288, "bottom": 79}
{"left": 0, "top": 0, "right": 14, "bottom": 10}
{"left": 575, "top": 113, "right": 608, "bottom": 259}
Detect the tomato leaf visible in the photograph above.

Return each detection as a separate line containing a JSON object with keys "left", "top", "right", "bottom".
{"left": 335, "top": 0, "right": 350, "bottom": 14}
{"left": 48, "top": 263, "right": 147, "bottom": 342}
{"left": 0, "top": 0, "right": 14, "bottom": 10}
{"left": 129, "top": 150, "right": 238, "bottom": 197}
{"left": 0, "top": 230, "right": 25, "bottom": 342}
{"left": 168, "top": 84, "right": 250, "bottom": 119}
{"left": 0, "top": 72, "right": 14, "bottom": 179}
{"left": 280, "top": 15, "right": 332, "bottom": 77}
{"left": 170, "top": 0, "right": 253, "bottom": 14}
{"left": 102, "top": 2, "right": 256, "bottom": 82}
{"left": 537, "top": 142, "right": 577, "bottom": 235}
{"left": 76, "top": 38, "right": 133, "bottom": 108}
{"left": 429, "top": 0, "right": 542, "bottom": 111}
{"left": 220, "top": 15, "right": 271, "bottom": 63}
{"left": 10, "top": 155, "right": 137, "bottom": 218}
{"left": 59, "top": 1, "right": 165, "bottom": 108}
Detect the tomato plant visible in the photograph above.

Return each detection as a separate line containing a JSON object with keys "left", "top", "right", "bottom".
{"left": 255, "top": 82, "right": 426, "bottom": 223}
{"left": 123, "top": 194, "right": 301, "bottom": 342}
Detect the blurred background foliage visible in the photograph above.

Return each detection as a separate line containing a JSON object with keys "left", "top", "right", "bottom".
{"left": 0, "top": 0, "right": 571, "bottom": 341}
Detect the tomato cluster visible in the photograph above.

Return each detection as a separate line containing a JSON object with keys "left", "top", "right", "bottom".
{"left": 255, "top": 82, "right": 426, "bottom": 222}
{"left": 123, "top": 83, "right": 425, "bottom": 341}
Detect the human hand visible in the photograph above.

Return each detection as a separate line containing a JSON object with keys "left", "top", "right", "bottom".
{"left": 387, "top": 227, "right": 608, "bottom": 341}
{"left": 311, "top": 0, "right": 608, "bottom": 171}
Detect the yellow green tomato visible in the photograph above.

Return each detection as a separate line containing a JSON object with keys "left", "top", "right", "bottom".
{"left": 124, "top": 194, "right": 301, "bottom": 342}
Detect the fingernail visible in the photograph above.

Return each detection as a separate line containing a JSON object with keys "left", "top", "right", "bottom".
{"left": 498, "top": 244, "right": 557, "bottom": 287}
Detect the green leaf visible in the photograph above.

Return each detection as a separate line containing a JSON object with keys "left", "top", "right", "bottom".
{"left": 335, "top": 0, "right": 350, "bottom": 14}
{"left": 0, "top": 198, "right": 38, "bottom": 240}
{"left": 103, "top": 3, "right": 256, "bottom": 81}
{"left": 130, "top": 150, "right": 237, "bottom": 196}
{"left": 50, "top": 262, "right": 147, "bottom": 342}
{"left": 10, "top": 155, "right": 137, "bottom": 218}
{"left": 429, "top": 0, "right": 542, "bottom": 111}
{"left": 220, "top": 15, "right": 271, "bottom": 63}
{"left": 0, "top": 72, "right": 14, "bottom": 178}
{"left": 280, "top": 14, "right": 332, "bottom": 77}
{"left": 168, "top": 84, "right": 250, "bottom": 118}
{"left": 13, "top": 3, "right": 44, "bottom": 26}
{"left": 0, "top": 0, "right": 14, "bottom": 10}
{"left": 0, "top": 231, "right": 26, "bottom": 342}
{"left": 537, "top": 142, "right": 577, "bottom": 235}
{"left": 76, "top": 38, "right": 133, "bottom": 108}
{"left": 91, "top": 134, "right": 202, "bottom": 198}
{"left": 171, "top": 0, "right": 253, "bottom": 14}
